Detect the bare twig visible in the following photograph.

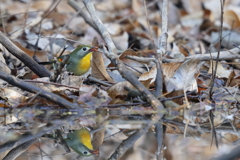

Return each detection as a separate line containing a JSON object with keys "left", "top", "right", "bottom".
{"left": 55, "top": 129, "right": 71, "bottom": 153}
{"left": 3, "top": 138, "right": 37, "bottom": 160}
{"left": 154, "top": 0, "right": 169, "bottom": 158}
{"left": 68, "top": 0, "right": 100, "bottom": 35}
{"left": 0, "top": 123, "right": 60, "bottom": 153}
{"left": 153, "top": 59, "right": 163, "bottom": 98}
{"left": 208, "top": 0, "right": 225, "bottom": 149}
{"left": 0, "top": 32, "right": 50, "bottom": 77}
{"left": 50, "top": 55, "right": 70, "bottom": 82}
{"left": 187, "top": 47, "right": 240, "bottom": 60}
{"left": 155, "top": 121, "right": 164, "bottom": 160}
{"left": 23, "top": 80, "right": 79, "bottom": 90}
{"left": 0, "top": 71, "right": 81, "bottom": 110}
{"left": 157, "top": 0, "right": 168, "bottom": 55}
{"left": 88, "top": 76, "right": 112, "bottom": 86}
{"left": 209, "top": 0, "right": 225, "bottom": 96}
{"left": 126, "top": 45, "right": 240, "bottom": 64}
{"left": 211, "top": 145, "right": 240, "bottom": 160}
{"left": 108, "top": 121, "right": 158, "bottom": 160}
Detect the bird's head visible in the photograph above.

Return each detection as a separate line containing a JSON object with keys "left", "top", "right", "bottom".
{"left": 71, "top": 45, "right": 98, "bottom": 59}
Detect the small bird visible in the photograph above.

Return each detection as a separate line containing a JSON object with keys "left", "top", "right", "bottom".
{"left": 40, "top": 45, "right": 98, "bottom": 76}
{"left": 64, "top": 128, "right": 99, "bottom": 156}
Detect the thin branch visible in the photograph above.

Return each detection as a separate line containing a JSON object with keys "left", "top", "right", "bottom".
{"left": 50, "top": 54, "right": 70, "bottom": 82}
{"left": 208, "top": 0, "right": 225, "bottom": 149}
{"left": 87, "top": 76, "right": 112, "bottom": 86}
{"left": 126, "top": 45, "right": 240, "bottom": 63}
{"left": 0, "top": 71, "right": 81, "bottom": 110}
{"left": 68, "top": 0, "right": 101, "bottom": 35}
{"left": 83, "top": 0, "right": 117, "bottom": 54}
{"left": 0, "top": 123, "right": 60, "bottom": 153}
{"left": 209, "top": 0, "right": 225, "bottom": 96}
{"left": 0, "top": 32, "right": 50, "bottom": 77}
{"left": 157, "top": 0, "right": 168, "bottom": 55}
{"left": 23, "top": 80, "right": 79, "bottom": 90}
{"left": 3, "top": 138, "right": 37, "bottom": 160}
{"left": 154, "top": 1, "right": 169, "bottom": 158}
{"left": 211, "top": 145, "right": 240, "bottom": 160}
{"left": 108, "top": 121, "right": 158, "bottom": 160}
{"left": 155, "top": 121, "right": 164, "bottom": 160}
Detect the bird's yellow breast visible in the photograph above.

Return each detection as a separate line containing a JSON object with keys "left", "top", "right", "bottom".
{"left": 78, "top": 129, "right": 93, "bottom": 150}
{"left": 78, "top": 52, "right": 92, "bottom": 73}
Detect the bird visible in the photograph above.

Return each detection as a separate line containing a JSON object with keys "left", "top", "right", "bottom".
{"left": 64, "top": 128, "right": 99, "bottom": 156}
{"left": 40, "top": 45, "right": 98, "bottom": 76}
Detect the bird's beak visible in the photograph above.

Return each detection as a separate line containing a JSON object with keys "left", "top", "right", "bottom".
{"left": 89, "top": 46, "right": 98, "bottom": 52}
{"left": 90, "top": 150, "right": 99, "bottom": 156}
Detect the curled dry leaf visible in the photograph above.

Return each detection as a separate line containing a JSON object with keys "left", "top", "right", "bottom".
{"left": 229, "top": 70, "right": 240, "bottom": 87}
{"left": 92, "top": 115, "right": 107, "bottom": 151}
{"left": 222, "top": 133, "right": 239, "bottom": 143}
{"left": 223, "top": 10, "right": 240, "bottom": 29}
{"left": 162, "top": 62, "right": 182, "bottom": 80}
{"left": 208, "top": 61, "right": 232, "bottom": 79}
{"left": 107, "top": 78, "right": 151, "bottom": 99}
{"left": 0, "top": 52, "right": 11, "bottom": 74}
{"left": 108, "top": 98, "right": 126, "bottom": 105}
{"left": 91, "top": 51, "right": 115, "bottom": 83}
{"left": 92, "top": 128, "right": 105, "bottom": 151}
{"left": 107, "top": 81, "right": 134, "bottom": 98}
{"left": 138, "top": 65, "right": 156, "bottom": 86}
{"left": 166, "top": 59, "right": 204, "bottom": 92}
{"left": 139, "top": 62, "right": 183, "bottom": 88}
{"left": 0, "top": 88, "right": 26, "bottom": 107}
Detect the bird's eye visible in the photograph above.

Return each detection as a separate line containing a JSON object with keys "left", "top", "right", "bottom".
{"left": 82, "top": 47, "right": 87, "bottom": 51}
{"left": 83, "top": 151, "right": 88, "bottom": 155}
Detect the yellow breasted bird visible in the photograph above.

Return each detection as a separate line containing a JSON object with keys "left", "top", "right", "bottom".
{"left": 64, "top": 128, "right": 99, "bottom": 156}
{"left": 40, "top": 45, "right": 98, "bottom": 76}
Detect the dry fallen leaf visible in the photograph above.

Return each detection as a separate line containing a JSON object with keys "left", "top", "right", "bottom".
{"left": 0, "top": 51, "right": 11, "bottom": 74}
{"left": 138, "top": 65, "right": 156, "bottom": 86}
{"left": 0, "top": 88, "right": 26, "bottom": 106}
{"left": 91, "top": 51, "right": 115, "bottom": 83}
{"left": 166, "top": 59, "right": 204, "bottom": 92}
{"left": 208, "top": 61, "right": 232, "bottom": 79}
{"left": 223, "top": 10, "right": 240, "bottom": 29}
{"left": 107, "top": 81, "right": 134, "bottom": 98}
